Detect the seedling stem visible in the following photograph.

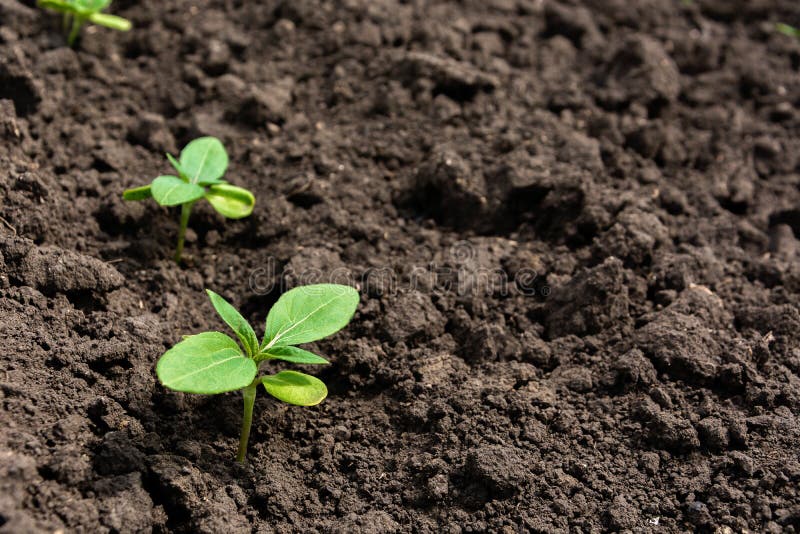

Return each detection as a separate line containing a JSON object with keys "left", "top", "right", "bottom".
{"left": 175, "top": 201, "right": 193, "bottom": 263}
{"left": 237, "top": 380, "right": 258, "bottom": 463}
{"left": 68, "top": 16, "right": 83, "bottom": 47}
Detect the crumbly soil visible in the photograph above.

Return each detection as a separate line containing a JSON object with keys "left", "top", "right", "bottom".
{"left": 2, "top": 0, "right": 800, "bottom": 532}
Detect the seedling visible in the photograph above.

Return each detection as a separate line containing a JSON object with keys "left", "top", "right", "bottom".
{"left": 37, "top": 0, "right": 131, "bottom": 47}
{"left": 776, "top": 23, "right": 800, "bottom": 39}
{"left": 156, "top": 284, "right": 359, "bottom": 463}
{"left": 123, "top": 137, "right": 255, "bottom": 263}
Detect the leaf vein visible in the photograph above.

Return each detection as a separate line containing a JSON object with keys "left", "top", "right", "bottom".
{"left": 169, "top": 352, "right": 244, "bottom": 384}
{"left": 265, "top": 293, "right": 345, "bottom": 348}
{"left": 191, "top": 145, "right": 212, "bottom": 184}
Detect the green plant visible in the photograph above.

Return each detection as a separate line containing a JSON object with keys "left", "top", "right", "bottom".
{"left": 156, "top": 284, "right": 360, "bottom": 463}
{"left": 776, "top": 23, "right": 800, "bottom": 38}
{"left": 123, "top": 136, "right": 255, "bottom": 263}
{"left": 37, "top": 0, "right": 131, "bottom": 47}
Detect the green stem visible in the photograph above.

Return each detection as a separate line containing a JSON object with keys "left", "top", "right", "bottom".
{"left": 236, "top": 381, "right": 258, "bottom": 463}
{"left": 174, "top": 202, "right": 193, "bottom": 264}
{"left": 67, "top": 16, "right": 83, "bottom": 47}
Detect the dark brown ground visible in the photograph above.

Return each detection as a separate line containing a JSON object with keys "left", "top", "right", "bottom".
{"left": 2, "top": 0, "right": 800, "bottom": 532}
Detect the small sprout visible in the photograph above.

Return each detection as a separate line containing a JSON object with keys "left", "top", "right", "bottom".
{"left": 776, "top": 23, "right": 800, "bottom": 39}
{"left": 156, "top": 284, "right": 359, "bottom": 463}
{"left": 37, "top": 0, "right": 131, "bottom": 47}
{"left": 123, "top": 137, "right": 255, "bottom": 263}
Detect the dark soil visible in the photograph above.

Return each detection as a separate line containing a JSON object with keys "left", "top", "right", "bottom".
{"left": 2, "top": 0, "right": 800, "bottom": 532}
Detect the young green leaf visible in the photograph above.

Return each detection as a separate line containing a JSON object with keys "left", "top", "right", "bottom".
{"left": 205, "top": 184, "right": 255, "bottom": 219}
{"left": 257, "top": 346, "right": 330, "bottom": 365}
{"left": 75, "top": 0, "right": 111, "bottom": 13}
{"left": 156, "top": 332, "right": 256, "bottom": 394}
{"left": 166, "top": 153, "right": 186, "bottom": 177}
{"left": 122, "top": 184, "right": 152, "bottom": 201}
{"left": 151, "top": 175, "right": 205, "bottom": 206}
{"left": 38, "top": 0, "right": 129, "bottom": 46}
{"left": 89, "top": 12, "right": 131, "bottom": 31}
{"left": 206, "top": 290, "right": 259, "bottom": 357}
{"left": 262, "top": 284, "right": 359, "bottom": 349}
{"left": 776, "top": 23, "right": 800, "bottom": 38}
{"left": 261, "top": 371, "right": 328, "bottom": 406}
{"left": 123, "top": 136, "right": 254, "bottom": 263}
{"left": 37, "top": 0, "right": 73, "bottom": 11}
{"left": 180, "top": 137, "right": 229, "bottom": 185}
{"left": 171, "top": 148, "right": 226, "bottom": 185}
{"left": 154, "top": 284, "right": 359, "bottom": 462}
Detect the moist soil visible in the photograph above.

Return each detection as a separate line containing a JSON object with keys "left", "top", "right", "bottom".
{"left": 2, "top": 0, "right": 800, "bottom": 532}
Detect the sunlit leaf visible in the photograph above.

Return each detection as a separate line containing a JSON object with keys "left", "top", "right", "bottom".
{"left": 156, "top": 332, "right": 256, "bottom": 394}
{"left": 180, "top": 137, "right": 228, "bottom": 185}
{"left": 122, "top": 184, "right": 152, "bottom": 201}
{"left": 206, "top": 290, "right": 259, "bottom": 357}
{"left": 151, "top": 175, "right": 205, "bottom": 206}
{"left": 261, "top": 371, "right": 328, "bottom": 406}
{"left": 204, "top": 184, "right": 255, "bottom": 219}
{"left": 166, "top": 153, "right": 185, "bottom": 176}
{"left": 37, "top": 0, "right": 76, "bottom": 13}
{"left": 257, "top": 346, "right": 329, "bottom": 365}
{"left": 262, "top": 284, "right": 359, "bottom": 349}
{"left": 73, "top": 0, "right": 111, "bottom": 14}
{"left": 88, "top": 12, "right": 131, "bottom": 30}
{"left": 776, "top": 23, "right": 800, "bottom": 38}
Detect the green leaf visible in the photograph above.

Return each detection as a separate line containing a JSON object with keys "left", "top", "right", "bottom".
{"left": 37, "top": 0, "right": 76, "bottom": 13}
{"left": 180, "top": 137, "right": 228, "bottom": 185}
{"left": 165, "top": 153, "right": 193, "bottom": 183}
{"left": 206, "top": 290, "right": 259, "bottom": 357}
{"left": 261, "top": 371, "right": 328, "bottom": 406}
{"left": 204, "top": 184, "right": 255, "bottom": 219}
{"left": 88, "top": 12, "right": 131, "bottom": 31}
{"left": 73, "top": 0, "right": 110, "bottom": 13}
{"left": 199, "top": 176, "right": 227, "bottom": 185}
{"left": 151, "top": 175, "right": 205, "bottom": 206}
{"left": 257, "top": 346, "right": 329, "bottom": 365}
{"left": 262, "top": 284, "right": 359, "bottom": 349}
{"left": 122, "top": 184, "right": 152, "bottom": 201}
{"left": 156, "top": 332, "right": 256, "bottom": 394}
{"left": 776, "top": 23, "right": 800, "bottom": 38}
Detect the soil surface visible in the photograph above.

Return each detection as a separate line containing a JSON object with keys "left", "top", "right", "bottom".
{"left": 2, "top": 0, "right": 800, "bottom": 532}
